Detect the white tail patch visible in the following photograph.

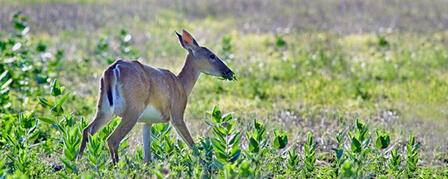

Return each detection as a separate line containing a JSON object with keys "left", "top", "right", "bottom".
{"left": 111, "top": 66, "right": 124, "bottom": 115}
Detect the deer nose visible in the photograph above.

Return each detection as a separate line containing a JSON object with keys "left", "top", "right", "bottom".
{"left": 223, "top": 70, "right": 234, "bottom": 80}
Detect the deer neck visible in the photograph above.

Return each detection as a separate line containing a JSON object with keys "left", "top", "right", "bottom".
{"left": 178, "top": 54, "right": 200, "bottom": 97}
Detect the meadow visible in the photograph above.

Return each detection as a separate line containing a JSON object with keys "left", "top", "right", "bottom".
{"left": 0, "top": 0, "right": 447, "bottom": 178}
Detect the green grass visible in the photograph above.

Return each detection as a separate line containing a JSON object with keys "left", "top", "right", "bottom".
{"left": 0, "top": 7, "right": 447, "bottom": 178}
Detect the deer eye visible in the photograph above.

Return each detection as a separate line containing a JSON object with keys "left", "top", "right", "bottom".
{"left": 209, "top": 54, "right": 215, "bottom": 59}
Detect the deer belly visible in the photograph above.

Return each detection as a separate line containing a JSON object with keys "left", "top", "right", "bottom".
{"left": 138, "top": 105, "right": 165, "bottom": 123}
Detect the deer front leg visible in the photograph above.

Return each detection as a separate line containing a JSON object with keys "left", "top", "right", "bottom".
{"left": 171, "top": 111, "right": 195, "bottom": 148}
{"left": 142, "top": 123, "right": 152, "bottom": 163}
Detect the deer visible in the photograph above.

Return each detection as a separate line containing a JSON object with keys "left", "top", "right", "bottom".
{"left": 78, "top": 30, "right": 235, "bottom": 165}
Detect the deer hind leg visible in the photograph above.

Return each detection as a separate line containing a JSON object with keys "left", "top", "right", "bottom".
{"left": 106, "top": 109, "right": 141, "bottom": 165}
{"left": 79, "top": 105, "right": 113, "bottom": 158}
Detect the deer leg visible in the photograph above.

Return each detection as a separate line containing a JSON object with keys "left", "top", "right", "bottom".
{"left": 79, "top": 110, "right": 112, "bottom": 159}
{"left": 106, "top": 111, "right": 140, "bottom": 165}
{"left": 171, "top": 112, "right": 195, "bottom": 148}
{"left": 142, "top": 123, "right": 152, "bottom": 163}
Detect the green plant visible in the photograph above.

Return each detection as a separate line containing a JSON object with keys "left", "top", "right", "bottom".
{"left": 60, "top": 126, "right": 81, "bottom": 174}
{"left": 375, "top": 130, "right": 390, "bottom": 150}
{"left": 406, "top": 134, "right": 419, "bottom": 174}
{"left": 150, "top": 123, "right": 174, "bottom": 160}
{"left": 86, "top": 133, "right": 106, "bottom": 178}
{"left": 389, "top": 148, "right": 401, "bottom": 172}
{"left": 374, "top": 129, "right": 391, "bottom": 174}
{"left": 38, "top": 80, "right": 70, "bottom": 118}
{"left": 330, "top": 132, "right": 346, "bottom": 177}
{"left": 346, "top": 120, "right": 371, "bottom": 177}
{"left": 5, "top": 114, "right": 39, "bottom": 174}
{"left": 304, "top": 132, "right": 317, "bottom": 173}
{"left": 195, "top": 137, "right": 215, "bottom": 178}
{"left": 245, "top": 119, "right": 268, "bottom": 166}
{"left": 287, "top": 148, "right": 299, "bottom": 171}
{"left": 210, "top": 106, "right": 241, "bottom": 164}
{"left": 273, "top": 129, "right": 288, "bottom": 149}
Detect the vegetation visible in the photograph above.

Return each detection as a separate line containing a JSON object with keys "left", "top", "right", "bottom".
{"left": 0, "top": 1, "right": 447, "bottom": 177}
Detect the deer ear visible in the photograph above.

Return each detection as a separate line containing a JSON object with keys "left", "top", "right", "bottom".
{"left": 176, "top": 31, "right": 186, "bottom": 49}
{"left": 180, "top": 30, "right": 200, "bottom": 52}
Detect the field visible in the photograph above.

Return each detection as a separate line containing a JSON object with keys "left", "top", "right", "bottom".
{"left": 0, "top": 0, "right": 447, "bottom": 178}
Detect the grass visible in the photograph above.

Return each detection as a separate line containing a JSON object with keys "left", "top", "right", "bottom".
{"left": 0, "top": 1, "right": 447, "bottom": 178}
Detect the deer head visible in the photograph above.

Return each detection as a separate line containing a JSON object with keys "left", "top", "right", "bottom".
{"left": 176, "top": 30, "right": 235, "bottom": 80}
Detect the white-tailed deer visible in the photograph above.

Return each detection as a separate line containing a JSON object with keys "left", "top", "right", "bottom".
{"left": 78, "top": 30, "right": 234, "bottom": 164}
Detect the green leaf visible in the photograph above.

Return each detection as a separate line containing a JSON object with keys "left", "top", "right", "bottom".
{"left": 60, "top": 157, "right": 75, "bottom": 172}
{"left": 254, "top": 119, "right": 263, "bottom": 130}
{"left": 38, "top": 117, "right": 56, "bottom": 125}
{"left": 280, "top": 134, "right": 288, "bottom": 149}
{"left": 51, "top": 79, "right": 63, "bottom": 96}
{"left": 307, "top": 132, "right": 313, "bottom": 145}
{"left": 5, "top": 134, "right": 18, "bottom": 146}
{"left": 231, "top": 143, "right": 240, "bottom": 154}
{"left": 152, "top": 169, "right": 163, "bottom": 178}
{"left": 224, "top": 120, "right": 235, "bottom": 135}
{"left": 274, "top": 133, "right": 288, "bottom": 149}
{"left": 348, "top": 131, "right": 354, "bottom": 139}
{"left": 228, "top": 132, "right": 241, "bottom": 145}
{"left": 212, "top": 105, "right": 222, "bottom": 123}
{"left": 288, "top": 148, "right": 295, "bottom": 158}
{"left": 376, "top": 133, "right": 390, "bottom": 149}
{"left": 212, "top": 126, "right": 226, "bottom": 142}
{"left": 222, "top": 113, "right": 232, "bottom": 122}
{"left": 248, "top": 137, "right": 259, "bottom": 153}
{"left": 57, "top": 92, "right": 71, "bottom": 107}
{"left": 305, "top": 144, "right": 310, "bottom": 153}
{"left": 51, "top": 105, "right": 64, "bottom": 116}
{"left": 351, "top": 137, "right": 362, "bottom": 153}
{"left": 336, "top": 132, "right": 343, "bottom": 143}
{"left": 331, "top": 148, "right": 344, "bottom": 159}
{"left": 243, "top": 150, "right": 255, "bottom": 161}
{"left": 359, "top": 128, "right": 368, "bottom": 142}
{"left": 64, "top": 149, "right": 75, "bottom": 161}
{"left": 38, "top": 97, "right": 54, "bottom": 108}
{"left": 274, "top": 136, "right": 280, "bottom": 149}
{"left": 211, "top": 138, "right": 225, "bottom": 152}
{"left": 409, "top": 134, "right": 415, "bottom": 146}
{"left": 229, "top": 149, "right": 241, "bottom": 162}
{"left": 356, "top": 120, "right": 365, "bottom": 130}
{"left": 215, "top": 150, "right": 228, "bottom": 162}
{"left": 28, "top": 130, "right": 40, "bottom": 142}
{"left": 245, "top": 131, "right": 252, "bottom": 139}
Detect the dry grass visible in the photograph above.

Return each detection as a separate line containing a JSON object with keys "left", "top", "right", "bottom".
{"left": 1, "top": 0, "right": 447, "bottom": 34}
